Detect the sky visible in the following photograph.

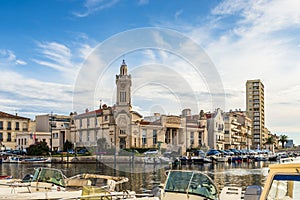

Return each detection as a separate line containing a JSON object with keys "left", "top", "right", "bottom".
{"left": 1, "top": 0, "right": 300, "bottom": 144}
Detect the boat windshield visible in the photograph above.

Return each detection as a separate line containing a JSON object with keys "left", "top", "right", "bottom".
{"left": 267, "top": 174, "right": 300, "bottom": 200}
{"left": 165, "top": 171, "right": 218, "bottom": 199}
{"left": 32, "top": 168, "right": 66, "bottom": 187}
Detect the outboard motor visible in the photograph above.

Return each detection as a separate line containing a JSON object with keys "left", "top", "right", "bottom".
{"left": 21, "top": 174, "right": 33, "bottom": 183}
{"left": 244, "top": 185, "right": 263, "bottom": 200}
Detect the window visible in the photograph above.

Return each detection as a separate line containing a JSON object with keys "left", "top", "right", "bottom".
{"left": 95, "top": 117, "right": 98, "bottom": 126}
{"left": 153, "top": 130, "right": 157, "bottom": 145}
{"left": 267, "top": 175, "right": 300, "bottom": 200}
{"left": 80, "top": 119, "right": 82, "bottom": 127}
{"left": 0, "top": 121, "right": 2, "bottom": 130}
{"left": 79, "top": 132, "right": 82, "bottom": 142}
{"left": 94, "top": 130, "right": 97, "bottom": 141}
{"left": 7, "top": 132, "right": 11, "bottom": 142}
{"left": 23, "top": 122, "right": 28, "bottom": 131}
{"left": 104, "top": 115, "right": 108, "bottom": 121}
{"left": 7, "top": 122, "right": 11, "bottom": 130}
{"left": 53, "top": 133, "right": 58, "bottom": 139}
{"left": 24, "top": 138, "right": 27, "bottom": 145}
{"left": 87, "top": 118, "right": 90, "bottom": 127}
{"left": 120, "top": 130, "right": 126, "bottom": 135}
{"left": 15, "top": 122, "right": 19, "bottom": 130}
{"left": 190, "top": 132, "right": 194, "bottom": 145}
{"left": 120, "top": 92, "right": 126, "bottom": 102}
{"left": 142, "top": 129, "right": 147, "bottom": 145}
{"left": 87, "top": 131, "right": 90, "bottom": 142}
{"left": 0, "top": 132, "right": 2, "bottom": 141}
{"left": 198, "top": 132, "right": 202, "bottom": 146}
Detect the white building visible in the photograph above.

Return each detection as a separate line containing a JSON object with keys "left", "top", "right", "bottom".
{"left": 206, "top": 108, "right": 225, "bottom": 150}
{"left": 70, "top": 61, "right": 208, "bottom": 155}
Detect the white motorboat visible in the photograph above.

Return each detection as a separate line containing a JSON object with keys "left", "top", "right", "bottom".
{"left": 0, "top": 167, "right": 136, "bottom": 199}
{"left": 159, "top": 170, "right": 219, "bottom": 200}
{"left": 220, "top": 161, "right": 300, "bottom": 200}
{"left": 144, "top": 156, "right": 161, "bottom": 164}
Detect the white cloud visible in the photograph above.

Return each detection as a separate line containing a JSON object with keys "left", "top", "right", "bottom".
{"left": 204, "top": 0, "right": 300, "bottom": 137}
{"left": 0, "top": 49, "right": 27, "bottom": 66}
{"left": 15, "top": 59, "right": 27, "bottom": 65}
{"left": 73, "top": 0, "right": 120, "bottom": 17}
{"left": 0, "top": 70, "right": 73, "bottom": 118}
{"left": 175, "top": 9, "right": 183, "bottom": 20}
{"left": 138, "top": 0, "right": 149, "bottom": 6}
{"left": 34, "top": 41, "right": 72, "bottom": 70}
{"left": 150, "top": 0, "right": 300, "bottom": 140}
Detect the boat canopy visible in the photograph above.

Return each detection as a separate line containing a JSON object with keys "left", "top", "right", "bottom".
{"left": 164, "top": 170, "right": 218, "bottom": 200}
{"left": 32, "top": 167, "right": 66, "bottom": 187}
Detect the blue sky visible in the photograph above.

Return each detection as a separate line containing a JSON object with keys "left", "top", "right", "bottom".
{"left": 1, "top": 0, "right": 300, "bottom": 144}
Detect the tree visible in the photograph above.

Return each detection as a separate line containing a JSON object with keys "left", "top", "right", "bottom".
{"left": 27, "top": 141, "right": 50, "bottom": 155}
{"left": 278, "top": 134, "right": 288, "bottom": 148}
{"left": 63, "top": 140, "right": 73, "bottom": 151}
{"left": 265, "top": 137, "right": 274, "bottom": 145}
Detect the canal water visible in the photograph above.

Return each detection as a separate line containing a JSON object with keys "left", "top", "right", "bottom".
{"left": 0, "top": 161, "right": 273, "bottom": 193}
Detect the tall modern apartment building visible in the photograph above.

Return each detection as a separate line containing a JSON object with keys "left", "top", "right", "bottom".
{"left": 246, "top": 79, "right": 265, "bottom": 149}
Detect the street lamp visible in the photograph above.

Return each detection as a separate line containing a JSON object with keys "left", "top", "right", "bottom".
{"left": 50, "top": 112, "right": 53, "bottom": 152}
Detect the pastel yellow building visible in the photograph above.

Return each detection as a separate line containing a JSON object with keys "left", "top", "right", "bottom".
{"left": 0, "top": 111, "right": 31, "bottom": 150}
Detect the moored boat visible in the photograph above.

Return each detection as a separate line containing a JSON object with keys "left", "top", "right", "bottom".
{"left": 220, "top": 161, "right": 300, "bottom": 199}
{"left": 0, "top": 167, "right": 136, "bottom": 199}
{"left": 160, "top": 170, "right": 219, "bottom": 200}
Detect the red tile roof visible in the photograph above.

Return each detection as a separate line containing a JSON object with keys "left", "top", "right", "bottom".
{"left": 0, "top": 111, "right": 30, "bottom": 120}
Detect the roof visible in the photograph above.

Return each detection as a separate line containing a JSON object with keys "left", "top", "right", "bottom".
{"left": 0, "top": 111, "right": 30, "bottom": 120}
{"left": 75, "top": 108, "right": 112, "bottom": 118}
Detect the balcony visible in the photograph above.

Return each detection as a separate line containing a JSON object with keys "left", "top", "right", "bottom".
{"left": 119, "top": 133, "right": 127, "bottom": 138}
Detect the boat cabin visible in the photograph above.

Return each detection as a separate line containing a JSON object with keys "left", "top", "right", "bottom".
{"left": 260, "top": 163, "right": 300, "bottom": 200}
{"left": 162, "top": 170, "right": 218, "bottom": 200}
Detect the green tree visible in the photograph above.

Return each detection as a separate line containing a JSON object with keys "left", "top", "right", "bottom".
{"left": 63, "top": 140, "right": 73, "bottom": 151}
{"left": 279, "top": 134, "right": 288, "bottom": 148}
{"left": 27, "top": 141, "right": 50, "bottom": 155}
{"left": 265, "top": 137, "right": 274, "bottom": 145}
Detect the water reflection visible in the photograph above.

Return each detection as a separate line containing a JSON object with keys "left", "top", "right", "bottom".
{"left": 0, "top": 161, "right": 274, "bottom": 192}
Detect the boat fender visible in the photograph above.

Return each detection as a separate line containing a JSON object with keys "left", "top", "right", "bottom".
{"left": 57, "top": 186, "right": 61, "bottom": 191}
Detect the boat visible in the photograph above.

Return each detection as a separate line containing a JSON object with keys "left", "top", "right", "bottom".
{"left": 0, "top": 175, "right": 12, "bottom": 179}
{"left": 21, "top": 157, "right": 52, "bottom": 163}
{"left": 220, "top": 161, "right": 300, "bottom": 200}
{"left": 159, "top": 170, "right": 219, "bottom": 200}
{"left": 3, "top": 156, "right": 51, "bottom": 163}
{"left": 0, "top": 167, "right": 137, "bottom": 199}
{"left": 144, "top": 156, "right": 161, "bottom": 164}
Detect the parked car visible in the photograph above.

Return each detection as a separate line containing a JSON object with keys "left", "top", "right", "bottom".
{"left": 77, "top": 149, "right": 89, "bottom": 154}
{"left": 206, "top": 149, "right": 221, "bottom": 156}
{"left": 67, "top": 150, "right": 75, "bottom": 154}
{"left": 144, "top": 149, "right": 159, "bottom": 155}
{"left": 12, "top": 150, "right": 27, "bottom": 155}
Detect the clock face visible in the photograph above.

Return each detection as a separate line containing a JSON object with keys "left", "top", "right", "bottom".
{"left": 120, "top": 83, "right": 126, "bottom": 89}
{"left": 117, "top": 115, "right": 128, "bottom": 128}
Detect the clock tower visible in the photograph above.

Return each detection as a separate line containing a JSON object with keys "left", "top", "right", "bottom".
{"left": 116, "top": 60, "right": 131, "bottom": 109}
{"left": 115, "top": 60, "right": 132, "bottom": 150}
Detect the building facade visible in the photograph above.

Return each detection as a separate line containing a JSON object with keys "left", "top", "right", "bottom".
{"left": 246, "top": 79, "right": 265, "bottom": 149}
{"left": 34, "top": 114, "right": 71, "bottom": 151}
{"left": 206, "top": 108, "right": 225, "bottom": 150}
{"left": 70, "top": 61, "right": 208, "bottom": 155}
{"left": 224, "top": 110, "right": 252, "bottom": 150}
{"left": 0, "top": 111, "right": 31, "bottom": 150}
